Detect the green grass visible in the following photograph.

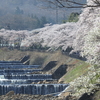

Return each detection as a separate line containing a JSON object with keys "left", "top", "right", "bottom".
{"left": 93, "top": 91, "right": 100, "bottom": 100}
{"left": 89, "top": 73, "right": 100, "bottom": 84}
{"left": 63, "top": 61, "right": 90, "bottom": 83}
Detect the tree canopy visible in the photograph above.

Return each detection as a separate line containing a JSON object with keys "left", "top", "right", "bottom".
{"left": 81, "top": 27, "right": 100, "bottom": 65}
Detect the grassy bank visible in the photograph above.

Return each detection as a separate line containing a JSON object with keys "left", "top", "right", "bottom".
{"left": 61, "top": 60, "right": 90, "bottom": 83}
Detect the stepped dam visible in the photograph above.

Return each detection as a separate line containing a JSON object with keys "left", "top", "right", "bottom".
{"left": 0, "top": 61, "right": 68, "bottom": 95}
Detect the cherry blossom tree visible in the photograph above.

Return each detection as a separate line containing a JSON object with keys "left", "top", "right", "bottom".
{"left": 81, "top": 27, "right": 100, "bottom": 65}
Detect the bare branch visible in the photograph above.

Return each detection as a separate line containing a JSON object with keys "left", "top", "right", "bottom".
{"left": 39, "top": 0, "right": 100, "bottom": 8}
{"left": 67, "top": 0, "right": 86, "bottom": 5}
{"left": 92, "top": 0, "right": 100, "bottom": 5}
{"left": 56, "top": 0, "right": 65, "bottom": 7}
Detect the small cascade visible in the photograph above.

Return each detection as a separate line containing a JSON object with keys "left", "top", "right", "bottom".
{"left": 0, "top": 84, "right": 68, "bottom": 95}
{"left": 4, "top": 74, "right": 52, "bottom": 79}
{"left": 0, "top": 62, "right": 23, "bottom": 65}
{"left": 0, "top": 69, "right": 42, "bottom": 75}
{"left": 0, "top": 60, "right": 68, "bottom": 95}
{"left": 0, "top": 70, "right": 4, "bottom": 75}
{"left": 0, "top": 61, "right": 21, "bottom": 63}
{"left": 0, "top": 79, "right": 57, "bottom": 84}
{"left": 0, "top": 63, "right": 23, "bottom": 65}
{"left": 4, "top": 69, "right": 42, "bottom": 75}
{"left": 0, "top": 65, "right": 40, "bottom": 69}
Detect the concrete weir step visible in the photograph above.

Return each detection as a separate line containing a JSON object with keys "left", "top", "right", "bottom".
{"left": 0, "top": 79, "right": 57, "bottom": 84}
{"left": 0, "top": 69, "right": 42, "bottom": 75}
{"left": 4, "top": 74, "right": 52, "bottom": 79}
{"left": 0, "top": 65, "right": 40, "bottom": 69}
{"left": 0, "top": 63, "right": 23, "bottom": 65}
{"left": 0, "top": 61, "right": 21, "bottom": 63}
{"left": 0, "top": 84, "right": 68, "bottom": 95}
{"left": 0, "top": 61, "right": 23, "bottom": 65}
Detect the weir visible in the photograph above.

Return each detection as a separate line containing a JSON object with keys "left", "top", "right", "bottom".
{"left": 0, "top": 63, "right": 23, "bottom": 65}
{"left": 0, "top": 79, "right": 57, "bottom": 84}
{"left": 0, "top": 61, "right": 23, "bottom": 65}
{"left": 0, "top": 69, "right": 42, "bottom": 75}
{"left": 4, "top": 74, "right": 52, "bottom": 79}
{"left": 0, "top": 84, "right": 68, "bottom": 95}
{"left": 0, "top": 61, "right": 68, "bottom": 95}
{"left": 0, "top": 65, "right": 40, "bottom": 69}
{"left": 0, "top": 61, "right": 21, "bottom": 63}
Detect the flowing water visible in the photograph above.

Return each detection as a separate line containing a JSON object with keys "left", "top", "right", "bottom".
{"left": 0, "top": 61, "right": 68, "bottom": 95}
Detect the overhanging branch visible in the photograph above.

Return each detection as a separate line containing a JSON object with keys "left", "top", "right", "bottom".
{"left": 40, "top": 0, "right": 100, "bottom": 8}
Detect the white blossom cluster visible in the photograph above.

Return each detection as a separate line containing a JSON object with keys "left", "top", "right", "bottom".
{"left": 81, "top": 27, "right": 100, "bottom": 65}
{"left": 73, "top": 7, "right": 100, "bottom": 52}
{"left": 0, "top": 29, "right": 28, "bottom": 44}
{"left": 69, "top": 66, "right": 100, "bottom": 97}
{"left": 0, "top": 22, "right": 78, "bottom": 49}
{"left": 20, "top": 22, "right": 78, "bottom": 49}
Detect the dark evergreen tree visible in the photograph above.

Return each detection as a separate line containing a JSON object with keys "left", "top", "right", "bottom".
{"left": 40, "top": 16, "right": 48, "bottom": 27}
{"left": 15, "top": 7, "right": 24, "bottom": 15}
{"left": 67, "top": 12, "right": 79, "bottom": 22}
